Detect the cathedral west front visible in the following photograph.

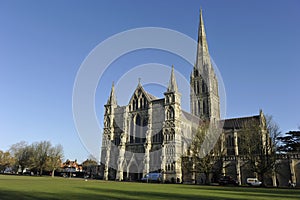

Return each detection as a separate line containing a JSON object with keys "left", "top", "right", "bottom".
{"left": 101, "top": 9, "right": 221, "bottom": 182}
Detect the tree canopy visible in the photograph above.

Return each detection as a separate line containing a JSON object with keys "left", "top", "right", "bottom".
{"left": 7, "top": 140, "right": 64, "bottom": 176}
{"left": 278, "top": 131, "right": 300, "bottom": 153}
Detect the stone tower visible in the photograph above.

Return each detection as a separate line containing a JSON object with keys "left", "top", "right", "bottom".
{"left": 190, "top": 9, "right": 220, "bottom": 121}
{"left": 102, "top": 82, "right": 117, "bottom": 180}
{"left": 161, "top": 66, "right": 182, "bottom": 182}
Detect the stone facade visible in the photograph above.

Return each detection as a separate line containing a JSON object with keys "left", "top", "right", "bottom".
{"left": 101, "top": 67, "right": 198, "bottom": 182}
{"left": 100, "top": 9, "right": 218, "bottom": 183}
{"left": 100, "top": 10, "right": 299, "bottom": 186}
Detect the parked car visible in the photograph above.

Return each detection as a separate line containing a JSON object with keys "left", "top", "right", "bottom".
{"left": 246, "top": 178, "right": 262, "bottom": 186}
{"left": 141, "top": 173, "right": 162, "bottom": 183}
{"left": 218, "top": 176, "right": 238, "bottom": 186}
{"left": 288, "top": 179, "right": 296, "bottom": 188}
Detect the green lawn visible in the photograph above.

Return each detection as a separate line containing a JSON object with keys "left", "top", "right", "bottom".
{"left": 0, "top": 175, "right": 299, "bottom": 200}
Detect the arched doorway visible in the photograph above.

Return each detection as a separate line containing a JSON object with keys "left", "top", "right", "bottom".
{"left": 127, "top": 158, "right": 143, "bottom": 181}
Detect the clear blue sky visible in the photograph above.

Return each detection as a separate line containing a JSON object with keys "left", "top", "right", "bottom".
{"left": 0, "top": 0, "right": 299, "bottom": 163}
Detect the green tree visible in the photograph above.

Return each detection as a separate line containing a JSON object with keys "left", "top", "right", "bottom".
{"left": 0, "top": 150, "right": 14, "bottom": 172}
{"left": 9, "top": 141, "right": 34, "bottom": 174}
{"left": 277, "top": 130, "right": 300, "bottom": 153}
{"left": 46, "top": 144, "right": 64, "bottom": 178}
{"left": 32, "top": 141, "right": 51, "bottom": 175}
{"left": 82, "top": 155, "right": 98, "bottom": 179}
{"left": 10, "top": 141, "right": 64, "bottom": 175}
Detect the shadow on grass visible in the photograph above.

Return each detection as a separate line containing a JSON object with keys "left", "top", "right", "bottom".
{"left": 173, "top": 184, "right": 300, "bottom": 199}
{"left": 0, "top": 187, "right": 237, "bottom": 200}
{"left": 76, "top": 186, "right": 239, "bottom": 200}
{"left": 1, "top": 185, "right": 299, "bottom": 200}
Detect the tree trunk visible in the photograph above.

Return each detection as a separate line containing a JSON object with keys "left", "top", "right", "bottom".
{"left": 205, "top": 172, "right": 210, "bottom": 185}
{"left": 260, "top": 172, "right": 265, "bottom": 187}
{"left": 20, "top": 166, "right": 24, "bottom": 175}
{"left": 52, "top": 169, "right": 55, "bottom": 178}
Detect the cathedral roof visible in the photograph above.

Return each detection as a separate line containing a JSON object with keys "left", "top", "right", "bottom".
{"left": 145, "top": 92, "right": 158, "bottom": 101}
{"left": 222, "top": 115, "right": 260, "bottom": 130}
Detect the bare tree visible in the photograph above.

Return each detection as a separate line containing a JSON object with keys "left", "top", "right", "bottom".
{"left": 189, "top": 122, "right": 221, "bottom": 184}
{"left": 239, "top": 115, "right": 280, "bottom": 186}
{"left": 266, "top": 115, "right": 281, "bottom": 152}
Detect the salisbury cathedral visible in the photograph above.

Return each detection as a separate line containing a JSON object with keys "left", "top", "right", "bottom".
{"left": 100, "top": 10, "right": 299, "bottom": 186}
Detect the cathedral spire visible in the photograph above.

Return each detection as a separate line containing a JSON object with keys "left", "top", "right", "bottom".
{"left": 190, "top": 9, "right": 220, "bottom": 120}
{"left": 107, "top": 82, "right": 117, "bottom": 105}
{"left": 199, "top": 8, "right": 206, "bottom": 38}
{"left": 196, "top": 8, "right": 210, "bottom": 71}
{"left": 167, "top": 65, "right": 178, "bottom": 92}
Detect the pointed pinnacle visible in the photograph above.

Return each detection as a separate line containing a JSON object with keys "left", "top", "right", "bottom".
{"left": 168, "top": 65, "right": 178, "bottom": 92}
{"left": 108, "top": 81, "right": 116, "bottom": 104}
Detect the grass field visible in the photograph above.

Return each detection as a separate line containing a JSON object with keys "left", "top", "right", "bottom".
{"left": 0, "top": 175, "right": 299, "bottom": 200}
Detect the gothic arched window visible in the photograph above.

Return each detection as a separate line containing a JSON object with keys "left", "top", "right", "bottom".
{"left": 202, "top": 80, "right": 206, "bottom": 93}
{"left": 114, "top": 134, "right": 120, "bottom": 146}
{"left": 129, "top": 116, "right": 134, "bottom": 143}
{"left": 142, "top": 118, "right": 147, "bottom": 143}
{"left": 105, "top": 117, "right": 110, "bottom": 128}
{"left": 227, "top": 135, "right": 234, "bottom": 147}
{"left": 164, "top": 130, "right": 169, "bottom": 141}
{"left": 170, "top": 129, "right": 175, "bottom": 141}
{"left": 140, "top": 98, "right": 143, "bottom": 109}
{"left": 167, "top": 106, "right": 174, "bottom": 120}
{"left": 134, "top": 97, "right": 138, "bottom": 110}
{"left": 143, "top": 97, "right": 147, "bottom": 108}
{"left": 135, "top": 114, "right": 141, "bottom": 143}
{"left": 132, "top": 100, "right": 136, "bottom": 111}
{"left": 158, "top": 130, "right": 162, "bottom": 143}
{"left": 198, "top": 100, "right": 201, "bottom": 115}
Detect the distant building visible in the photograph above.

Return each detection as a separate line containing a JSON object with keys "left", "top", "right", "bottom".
{"left": 61, "top": 159, "right": 83, "bottom": 173}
